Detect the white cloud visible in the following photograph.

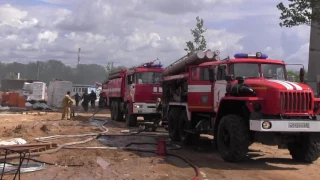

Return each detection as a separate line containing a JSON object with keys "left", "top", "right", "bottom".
{"left": 0, "top": 0, "right": 312, "bottom": 70}
{"left": 6, "top": 34, "right": 17, "bottom": 40}
{"left": 287, "top": 43, "right": 309, "bottom": 66}
{"left": 124, "top": 29, "right": 161, "bottom": 51}
{"left": 38, "top": 30, "right": 58, "bottom": 43}
{"left": 0, "top": 4, "right": 38, "bottom": 29}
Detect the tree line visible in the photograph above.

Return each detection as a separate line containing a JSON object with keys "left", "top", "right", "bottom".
{"left": 0, "top": 60, "right": 109, "bottom": 85}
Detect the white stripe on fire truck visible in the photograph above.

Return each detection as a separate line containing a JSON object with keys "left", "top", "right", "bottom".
{"left": 268, "top": 80, "right": 293, "bottom": 90}
{"left": 105, "top": 88, "right": 121, "bottom": 92}
{"left": 285, "top": 81, "right": 303, "bottom": 90}
{"left": 188, "top": 85, "right": 211, "bottom": 93}
{"left": 267, "top": 80, "right": 294, "bottom": 90}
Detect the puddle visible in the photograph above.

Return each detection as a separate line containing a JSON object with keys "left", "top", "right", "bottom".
{"left": 98, "top": 135, "right": 157, "bottom": 148}
{"left": 87, "top": 119, "right": 107, "bottom": 127}
{"left": 76, "top": 118, "right": 108, "bottom": 127}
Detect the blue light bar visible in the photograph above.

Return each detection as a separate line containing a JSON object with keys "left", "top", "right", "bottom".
{"left": 234, "top": 53, "right": 248, "bottom": 58}
{"left": 141, "top": 63, "right": 162, "bottom": 68}
{"left": 152, "top": 64, "right": 162, "bottom": 68}
{"left": 234, "top": 53, "right": 268, "bottom": 59}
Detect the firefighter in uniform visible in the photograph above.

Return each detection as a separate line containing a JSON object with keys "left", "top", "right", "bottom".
{"left": 61, "top": 91, "right": 75, "bottom": 120}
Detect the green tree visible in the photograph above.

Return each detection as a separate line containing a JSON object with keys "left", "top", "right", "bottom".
{"left": 5, "top": 73, "right": 17, "bottom": 80}
{"left": 277, "top": 0, "right": 320, "bottom": 29}
{"left": 287, "top": 70, "right": 299, "bottom": 81}
{"left": 0, "top": 60, "right": 108, "bottom": 85}
{"left": 184, "top": 16, "right": 207, "bottom": 53}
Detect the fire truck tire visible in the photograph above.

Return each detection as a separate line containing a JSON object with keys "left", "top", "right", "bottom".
{"left": 110, "top": 101, "right": 115, "bottom": 120}
{"left": 167, "top": 108, "right": 181, "bottom": 141}
{"left": 114, "top": 101, "right": 124, "bottom": 121}
{"left": 179, "top": 110, "right": 199, "bottom": 145}
{"left": 217, "top": 114, "right": 249, "bottom": 162}
{"left": 287, "top": 134, "right": 320, "bottom": 163}
{"left": 125, "top": 104, "right": 137, "bottom": 127}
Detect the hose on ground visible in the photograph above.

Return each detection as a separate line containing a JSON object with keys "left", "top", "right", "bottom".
{"left": 167, "top": 153, "right": 200, "bottom": 180}
{"left": 1, "top": 108, "right": 200, "bottom": 180}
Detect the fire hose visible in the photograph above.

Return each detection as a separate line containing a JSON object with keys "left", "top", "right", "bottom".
{"left": 1, "top": 108, "right": 200, "bottom": 180}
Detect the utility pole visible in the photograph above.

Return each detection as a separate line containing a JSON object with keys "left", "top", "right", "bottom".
{"left": 78, "top": 48, "right": 81, "bottom": 66}
{"left": 37, "top": 62, "right": 40, "bottom": 80}
{"left": 107, "top": 62, "right": 114, "bottom": 71}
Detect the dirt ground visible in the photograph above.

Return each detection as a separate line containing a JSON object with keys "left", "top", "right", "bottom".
{"left": 0, "top": 109, "right": 319, "bottom": 180}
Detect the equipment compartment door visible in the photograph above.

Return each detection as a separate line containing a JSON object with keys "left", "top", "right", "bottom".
{"left": 188, "top": 66, "right": 213, "bottom": 112}
{"left": 213, "top": 65, "right": 227, "bottom": 112}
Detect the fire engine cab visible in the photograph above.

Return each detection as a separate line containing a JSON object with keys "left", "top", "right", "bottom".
{"left": 102, "top": 61, "right": 163, "bottom": 127}
{"left": 157, "top": 50, "right": 320, "bottom": 163}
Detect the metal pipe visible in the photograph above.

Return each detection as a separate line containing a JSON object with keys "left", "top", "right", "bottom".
{"left": 163, "top": 50, "right": 206, "bottom": 77}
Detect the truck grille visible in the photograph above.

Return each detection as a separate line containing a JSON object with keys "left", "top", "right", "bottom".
{"left": 279, "top": 92, "right": 312, "bottom": 113}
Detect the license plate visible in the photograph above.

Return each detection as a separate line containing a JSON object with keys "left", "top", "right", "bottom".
{"left": 288, "top": 123, "right": 310, "bottom": 128}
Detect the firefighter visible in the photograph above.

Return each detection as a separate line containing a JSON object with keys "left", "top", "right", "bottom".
{"left": 74, "top": 93, "right": 80, "bottom": 107}
{"left": 61, "top": 91, "right": 75, "bottom": 120}
{"left": 89, "top": 90, "right": 97, "bottom": 108}
{"left": 81, "top": 92, "right": 90, "bottom": 112}
{"left": 98, "top": 92, "right": 104, "bottom": 108}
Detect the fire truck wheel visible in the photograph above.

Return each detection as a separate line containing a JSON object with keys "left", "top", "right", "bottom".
{"left": 125, "top": 104, "right": 137, "bottom": 127}
{"left": 179, "top": 110, "right": 199, "bottom": 145}
{"left": 217, "top": 114, "right": 250, "bottom": 162}
{"left": 167, "top": 108, "right": 181, "bottom": 141}
{"left": 110, "top": 101, "right": 115, "bottom": 120}
{"left": 114, "top": 101, "right": 124, "bottom": 121}
{"left": 287, "top": 134, "right": 320, "bottom": 163}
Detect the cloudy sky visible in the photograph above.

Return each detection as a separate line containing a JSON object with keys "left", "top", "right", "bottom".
{"left": 0, "top": 0, "right": 310, "bottom": 69}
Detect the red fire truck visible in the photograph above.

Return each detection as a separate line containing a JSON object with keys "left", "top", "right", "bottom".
{"left": 102, "top": 61, "right": 163, "bottom": 127}
{"left": 156, "top": 50, "right": 320, "bottom": 163}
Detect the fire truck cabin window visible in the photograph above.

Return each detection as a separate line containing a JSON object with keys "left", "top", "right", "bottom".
{"left": 230, "top": 63, "right": 259, "bottom": 78}
{"left": 201, "top": 67, "right": 209, "bottom": 81}
{"left": 217, "top": 65, "right": 227, "bottom": 80}
{"left": 127, "top": 75, "right": 133, "bottom": 85}
{"left": 191, "top": 67, "right": 209, "bottom": 81}
{"left": 261, "top": 64, "right": 285, "bottom": 80}
{"left": 136, "top": 72, "right": 162, "bottom": 84}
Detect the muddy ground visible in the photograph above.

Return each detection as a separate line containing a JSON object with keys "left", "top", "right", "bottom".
{"left": 0, "top": 109, "right": 319, "bottom": 180}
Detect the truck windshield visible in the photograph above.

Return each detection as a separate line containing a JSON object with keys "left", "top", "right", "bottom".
{"left": 230, "top": 63, "right": 285, "bottom": 80}
{"left": 261, "top": 64, "right": 285, "bottom": 80}
{"left": 136, "top": 72, "right": 162, "bottom": 84}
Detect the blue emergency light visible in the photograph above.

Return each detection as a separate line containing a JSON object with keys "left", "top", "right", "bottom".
{"left": 152, "top": 64, "right": 162, "bottom": 68}
{"left": 234, "top": 52, "right": 268, "bottom": 59}
{"left": 142, "top": 63, "right": 162, "bottom": 68}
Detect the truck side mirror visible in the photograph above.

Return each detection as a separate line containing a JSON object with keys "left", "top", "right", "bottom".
{"left": 225, "top": 75, "right": 234, "bottom": 81}
{"left": 208, "top": 67, "right": 215, "bottom": 82}
{"left": 299, "top": 68, "right": 305, "bottom": 83}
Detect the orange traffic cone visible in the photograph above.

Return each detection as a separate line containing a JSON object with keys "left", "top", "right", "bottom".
{"left": 156, "top": 138, "right": 166, "bottom": 156}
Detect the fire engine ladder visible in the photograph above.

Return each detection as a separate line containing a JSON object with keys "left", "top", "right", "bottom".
{"left": 163, "top": 54, "right": 188, "bottom": 71}
{"left": 164, "top": 49, "right": 215, "bottom": 71}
